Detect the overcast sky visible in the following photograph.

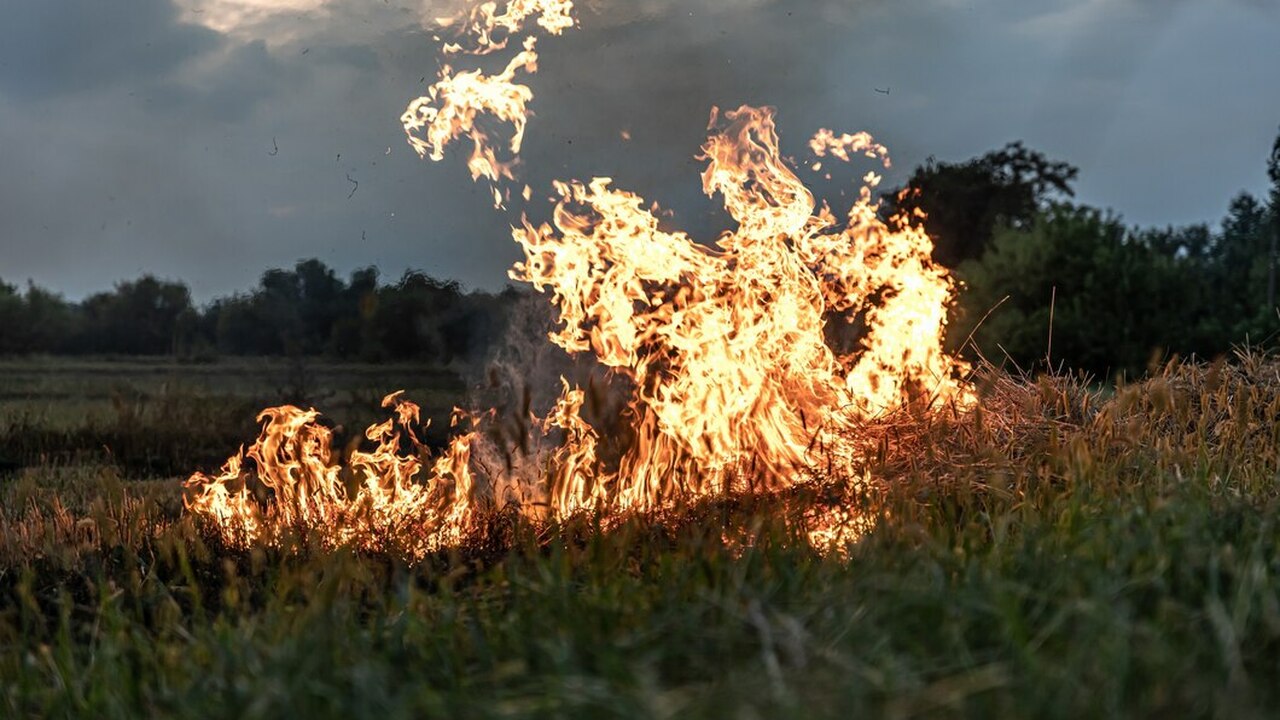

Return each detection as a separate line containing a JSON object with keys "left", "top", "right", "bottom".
{"left": 2, "top": 0, "right": 1278, "bottom": 302}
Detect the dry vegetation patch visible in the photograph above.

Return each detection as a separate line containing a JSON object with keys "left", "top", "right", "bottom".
{"left": 3, "top": 355, "right": 1280, "bottom": 718}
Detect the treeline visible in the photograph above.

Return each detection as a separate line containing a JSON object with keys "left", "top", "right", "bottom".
{"left": 3, "top": 129, "right": 1278, "bottom": 378}
{"left": 0, "top": 260, "right": 522, "bottom": 363}
{"left": 895, "top": 130, "right": 1280, "bottom": 378}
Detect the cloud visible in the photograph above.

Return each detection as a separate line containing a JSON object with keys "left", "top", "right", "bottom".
{"left": 153, "top": 39, "right": 294, "bottom": 123}
{"left": 1, "top": 0, "right": 1277, "bottom": 301}
{"left": 173, "top": 0, "right": 468, "bottom": 46}
{"left": 0, "top": 0, "right": 221, "bottom": 99}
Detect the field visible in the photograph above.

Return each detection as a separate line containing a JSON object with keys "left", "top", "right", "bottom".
{"left": 4, "top": 355, "right": 1280, "bottom": 718}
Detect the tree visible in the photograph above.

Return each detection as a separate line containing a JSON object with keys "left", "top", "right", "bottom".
{"left": 19, "top": 283, "right": 79, "bottom": 354}
{"left": 329, "top": 267, "right": 382, "bottom": 359}
{"left": 1267, "top": 126, "right": 1280, "bottom": 309}
{"left": 1209, "top": 193, "right": 1271, "bottom": 336}
{"left": 79, "top": 276, "right": 194, "bottom": 354}
{"left": 0, "top": 281, "right": 28, "bottom": 354}
{"left": 213, "top": 295, "right": 272, "bottom": 355}
{"left": 0, "top": 262, "right": 528, "bottom": 361}
{"left": 373, "top": 272, "right": 463, "bottom": 363}
{"left": 952, "top": 205, "right": 1205, "bottom": 378}
{"left": 890, "top": 142, "right": 1078, "bottom": 267}
{"left": 294, "top": 259, "right": 345, "bottom": 354}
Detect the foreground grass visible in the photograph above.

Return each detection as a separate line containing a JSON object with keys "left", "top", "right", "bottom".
{"left": 3, "top": 354, "right": 1280, "bottom": 718}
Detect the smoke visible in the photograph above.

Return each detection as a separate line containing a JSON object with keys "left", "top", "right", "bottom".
{"left": 464, "top": 292, "right": 636, "bottom": 512}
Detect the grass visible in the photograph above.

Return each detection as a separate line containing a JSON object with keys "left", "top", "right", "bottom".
{"left": 3, "top": 353, "right": 1280, "bottom": 718}
{"left": 0, "top": 357, "right": 466, "bottom": 475}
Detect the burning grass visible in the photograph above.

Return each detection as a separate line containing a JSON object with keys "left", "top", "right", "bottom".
{"left": 8, "top": 0, "right": 1278, "bottom": 714}
{"left": 3, "top": 5, "right": 1276, "bottom": 690}
{"left": 4, "top": 354, "right": 1280, "bottom": 717}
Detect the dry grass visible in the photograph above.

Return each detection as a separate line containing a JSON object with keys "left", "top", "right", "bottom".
{"left": 3, "top": 353, "right": 1280, "bottom": 718}
{"left": 5, "top": 352, "right": 1280, "bottom": 572}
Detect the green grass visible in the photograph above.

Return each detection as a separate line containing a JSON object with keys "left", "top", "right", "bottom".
{"left": 0, "top": 357, "right": 466, "bottom": 475}
{"left": 3, "top": 355, "right": 1280, "bottom": 718}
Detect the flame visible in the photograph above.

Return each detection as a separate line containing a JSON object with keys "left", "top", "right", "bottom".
{"left": 510, "top": 105, "right": 971, "bottom": 512}
{"left": 184, "top": 392, "right": 477, "bottom": 556}
{"left": 186, "top": 0, "right": 972, "bottom": 559}
{"left": 401, "top": 0, "right": 576, "bottom": 204}
{"left": 805, "top": 497, "right": 879, "bottom": 557}
{"left": 443, "top": 0, "right": 576, "bottom": 54}
{"left": 401, "top": 35, "right": 539, "bottom": 196}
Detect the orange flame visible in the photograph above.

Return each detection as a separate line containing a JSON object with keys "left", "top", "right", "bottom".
{"left": 186, "top": 0, "right": 972, "bottom": 558}
{"left": 442, "top": 0, "right": 576, "bottom": 55}
{"left": 510, "top": 105, "right": 971, "bottom": 511}
{"left": 402, "top": 0, "right": 576, "bottom": 205}
{"left": 184, "top": 392, "right": 478, "bottom": 556}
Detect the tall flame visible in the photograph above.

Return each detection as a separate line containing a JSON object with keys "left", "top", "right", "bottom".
{"left": 509, "top": 104, "right": 971, "bottom": 513}
{"left": 185, "top": 0, "right": 972, "bottom": 558}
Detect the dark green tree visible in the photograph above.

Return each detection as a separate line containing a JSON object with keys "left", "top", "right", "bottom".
{"left": 0, "top": 282, "right": 24, "bottom": 354}
{"left": 1209, "top": 193, "right": 1272, "bottom": 338}
{"left": 952, "top": 205, "right": 1204, "bottom": 378}
{"left": 294, "top": 259, "right": 345, "bottom": 354}
{"left": 374, "top": 272, "right": 463, "bottom": 363}
{"left": 79, "top": 276, "right": 194, "bottom": 355}
{"left": 328, "top": 267, "right": 382, "bottom": 359}
{"left": 1267, "top": 127, "right": 1280, "bottom": 311}
{"left": 22, "top": 283, "right": 80, "bottom": 354}
{"left": 890, "top": 142, "right": 1078, "bottom": 267}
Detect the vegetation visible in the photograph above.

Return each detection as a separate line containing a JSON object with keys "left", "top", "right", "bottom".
{"left": 897, "top": 128, "right": 1280, "bottom": 379}
{"left": 0, "top": 358, "right": 468, "bottom": 477}
{"left": 2, "top": 127, "right": 1279, "bottom": 718}
{"left": 0, "top": 261, "right": 521, "bottom": 364}
{"left": 889, "top": 141, "right": 1080, "bottom": 268}
{"left": 4, "top": 130, "right": 1278, "bottom": 381}
{"left": 3, "top": 353, "right": 1280, "bottom": 717}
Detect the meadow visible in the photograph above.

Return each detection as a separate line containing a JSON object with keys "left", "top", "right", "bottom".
{"left": 3, "top": 354, "right": 1280, "bottom": 718}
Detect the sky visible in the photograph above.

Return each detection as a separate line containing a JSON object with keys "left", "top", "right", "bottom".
{"left": 1, "top": 0, "right": 1278, "bottom": 302}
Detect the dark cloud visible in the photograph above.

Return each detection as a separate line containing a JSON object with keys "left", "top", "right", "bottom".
{"left": 0, "top": 0, "right": 220, "bottom": 99}
{"left": 152, "top": 40, "right": 290, "bottom": 123}
{"left": 1, "top": 0, "right": 1278, "bottom": 301}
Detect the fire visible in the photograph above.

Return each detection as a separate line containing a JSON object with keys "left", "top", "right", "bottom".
{"left": 401, "top": 35, "right": 540, "bottom": 197}
{"left": 510, "top": 104, "right": 971, "bottom": 511}
{"left": 184, "top": 392, "right": 478, "bottom": 556}
{"left": 185, "top": 0, "right": 972, "bottom": 558}
{"left": 401, "top": 1, "right": 576, "bottom": 205}
{"left": 440, "top": 0, "right": 576, "bottom": 54}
